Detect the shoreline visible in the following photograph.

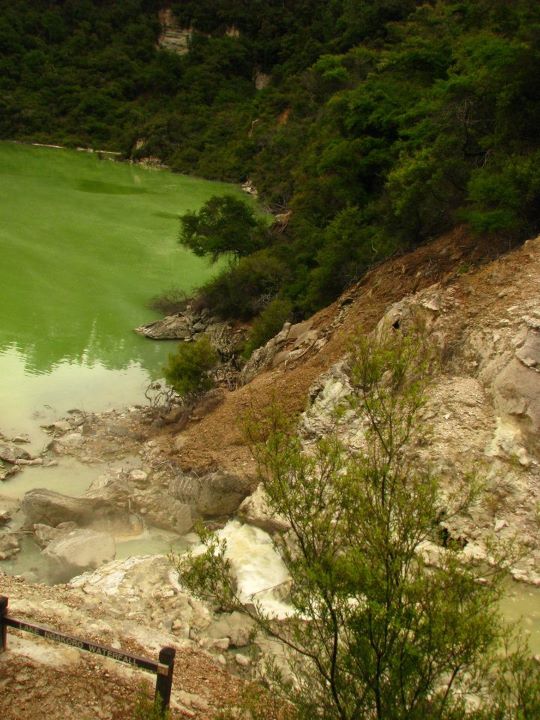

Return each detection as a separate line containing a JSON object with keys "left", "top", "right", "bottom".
{"left": 9, "top": 138, "right": 122, "bottom": 157}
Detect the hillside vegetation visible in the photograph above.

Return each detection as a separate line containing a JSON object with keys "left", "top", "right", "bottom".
{"left": 2, "top": 0, "right": 539, "bottom": 321}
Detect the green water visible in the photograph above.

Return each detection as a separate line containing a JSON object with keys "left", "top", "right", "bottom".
{"left": 0, "top": 142, "right": 236, "bottom": 442}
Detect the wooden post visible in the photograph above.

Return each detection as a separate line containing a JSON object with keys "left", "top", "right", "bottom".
{"left": 154, "top": 646, "right": 175, "bottom": 714}
{"left": 0, "top": 596, "right": 7, "bottom": 653}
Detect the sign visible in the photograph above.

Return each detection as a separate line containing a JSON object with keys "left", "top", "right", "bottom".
{"left": 0, "top": 596, "right": 175, "bottom": 713}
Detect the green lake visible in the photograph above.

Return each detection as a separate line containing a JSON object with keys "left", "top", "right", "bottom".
{"left": 0, "top": 142, "right": 236, "bottom": 444}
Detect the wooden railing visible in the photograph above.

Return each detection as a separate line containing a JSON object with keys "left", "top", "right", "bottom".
{"left": 0, "top": 595, "right": 175, "bottom": 715}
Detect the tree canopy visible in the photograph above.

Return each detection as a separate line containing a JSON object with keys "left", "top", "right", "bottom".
{"left": 179, "top": 195, "right": 267, "bottom": 262}
{"left": 3, "top": 0, "right": 540, "bottom": 329}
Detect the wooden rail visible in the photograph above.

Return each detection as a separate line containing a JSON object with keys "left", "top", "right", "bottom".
{"left": 0, "top": 595, "right": 175, "bottom": 714}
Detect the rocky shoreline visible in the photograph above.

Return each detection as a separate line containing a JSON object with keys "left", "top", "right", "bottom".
{"left": 0, "top": 403, "right": 286, "bottom": 718}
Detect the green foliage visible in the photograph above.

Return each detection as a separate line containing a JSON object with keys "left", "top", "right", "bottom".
{"left": 132, "top": 685, "right": 170, "bottom": 720}
{"left": 303, "top": 206, "right": 396, "bottom": 310}
{"left": 176, "top": 330, "right": 532, "bottom": 719}
{"left": 163, "top": 335, "right": 218, "bottom": 400}
{"left": 214, "top": 681, "right": 294, "bottom": 720}
{"left": 195, "top": 250, "right": 290, "bottom": 320}
{"left": 3, "top": 0, "right": 540, "bottom": 318}
{"left": 179, "top": 194, "right": 267, "bottom": 262}
{"left": 485, "top": 640, "right": 540, "bottom": 719}
{"left": 243, "top": 298, "right": 293, "bottom": 356}
{"left": 465, "top": 152, "right": 540, "bottom": 235}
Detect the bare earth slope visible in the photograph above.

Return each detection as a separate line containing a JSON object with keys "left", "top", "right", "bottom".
{"left": 172, "top": 228, "right": 520, "bottom": 474}
{"left": 172, "top": 227, "right": 539, "bottom": 581}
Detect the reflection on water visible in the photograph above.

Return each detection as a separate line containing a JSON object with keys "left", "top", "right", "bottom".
{"left": 0, "top": 141, "right": 238, "bottom": 441}
{"left": 0, "top": 141, "right": 234, "bottom": 376}
{"left": 0, "top": 457, "right": 99, "bottom": 499}
{"left": 0, "top": 346, "right": 156, "bottom": 445}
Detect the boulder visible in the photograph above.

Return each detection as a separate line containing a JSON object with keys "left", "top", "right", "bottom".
{"left": 169, "top": 473, "right": 200, "bottom": 505}
{"left": 0, "top": 444, "right": 31, "bottom": 463}
{"left": 0, "top": 533, "right": 20, "bottom": 560}
{"left": 33, "top": 521, "right": 78, "bottom": 549}
{"left": 205, "top": 611, "right": 256, "bottom": 648}
{"left": 21, "top": 488, "right": 139, "bottom": 533}
{"left": 198, "top": 471, "right": 252, "bottom": 517}
{"left": 238, "top": 484, "right": 289, "bottom": 534}
{"left": 131, "top": 489, "right": 194, "bottom": 534}
{"left": 44, "top": 529, "right": 115, "bottom": 572}
{"left": 50, "top": 432, "right": 84, "bottom": 453}
{"left": 169, "top": 470, "right": 251, "bottom": 517}
{"left": 41, "top": 420, "right": 72, "bottom": 433}
{"left": 0, "top": 464, "right": 21, "bottom": 482}
{"left": 129, "top": 469, "right": 148, "bottom": 486}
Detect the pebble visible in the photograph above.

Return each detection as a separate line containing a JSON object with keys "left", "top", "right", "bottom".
{"left": 129, "top": 469, "right": 148, "bottom": 483}
{"left": 210, "top": 637, "right": 230, "bottom": 651}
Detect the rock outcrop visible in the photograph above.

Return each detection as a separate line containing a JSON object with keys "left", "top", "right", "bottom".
{"left": 44, "top": 529, "right": 116, "bottom": 573}
{"left": 21, "top": 488, "right": 140, "bottom": 533}
{"left": 237, "top": 484, "right": 289, "bottom": 533}
{"left": 135, "top": 307, "right": 242, "bottom": 351}
{"left": 157, "top": 8, "right": 191, "bottom": 54}
{"left": 296, "top": 237, "right": 540, "bottom": 584}
{"left": 169, "top": 470, "right": 251, "bottom": 517}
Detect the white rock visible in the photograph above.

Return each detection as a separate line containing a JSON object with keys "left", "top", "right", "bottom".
{"left": 235, "top": 653, "right": 250, "bottom": 667}
{"left": 130, "top": 469, "right": 148, "bottom": 484}
{"left": 44, "top": 529, "right": 116, "bottom": 571}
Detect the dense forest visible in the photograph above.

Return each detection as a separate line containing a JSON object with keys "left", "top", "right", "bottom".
{"left": 2, "top": 0, "right": 540, "bottom": 341}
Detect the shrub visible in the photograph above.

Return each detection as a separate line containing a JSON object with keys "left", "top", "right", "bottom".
{"left": 163, "top": 335, "right": 218, "bottom": 400}
{"left": 243, "top": 298, "right": 293, "bottom": 357}
{"left": 195, "top": 250, "right": 290, "bottom": 320}
{"left": 148, "top": 287, "right": 189, "bottom": 315}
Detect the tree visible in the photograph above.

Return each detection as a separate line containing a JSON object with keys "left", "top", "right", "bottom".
{"left": 179, "top": 194, "right": 268, "bottom": 262}
{"left": 177, "top": 329, "right": 536, "bottom": 719}
{"left": 163, "top": 335, "right": 218, "bottom": 401}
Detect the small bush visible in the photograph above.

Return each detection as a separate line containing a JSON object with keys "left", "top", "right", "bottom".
{"left": 244, "top": 298, "right": 293, "bottom": 357}
{"left": 195, "top": 250, "right": 290, "bottom": 320}
{"left": 163, "top": 335, "right": 218, "bottom": 400}
{"left": 132, "top": 685, "right": 171, "bottom": 720}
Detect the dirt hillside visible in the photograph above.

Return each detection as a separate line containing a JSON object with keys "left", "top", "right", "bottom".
{"left": 169, "top": 227, "right": 519, "bottom": 476}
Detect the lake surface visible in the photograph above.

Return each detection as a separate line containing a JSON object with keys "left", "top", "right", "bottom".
{"left": 0, "top": 142, "right": 236, "bottom": 444}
